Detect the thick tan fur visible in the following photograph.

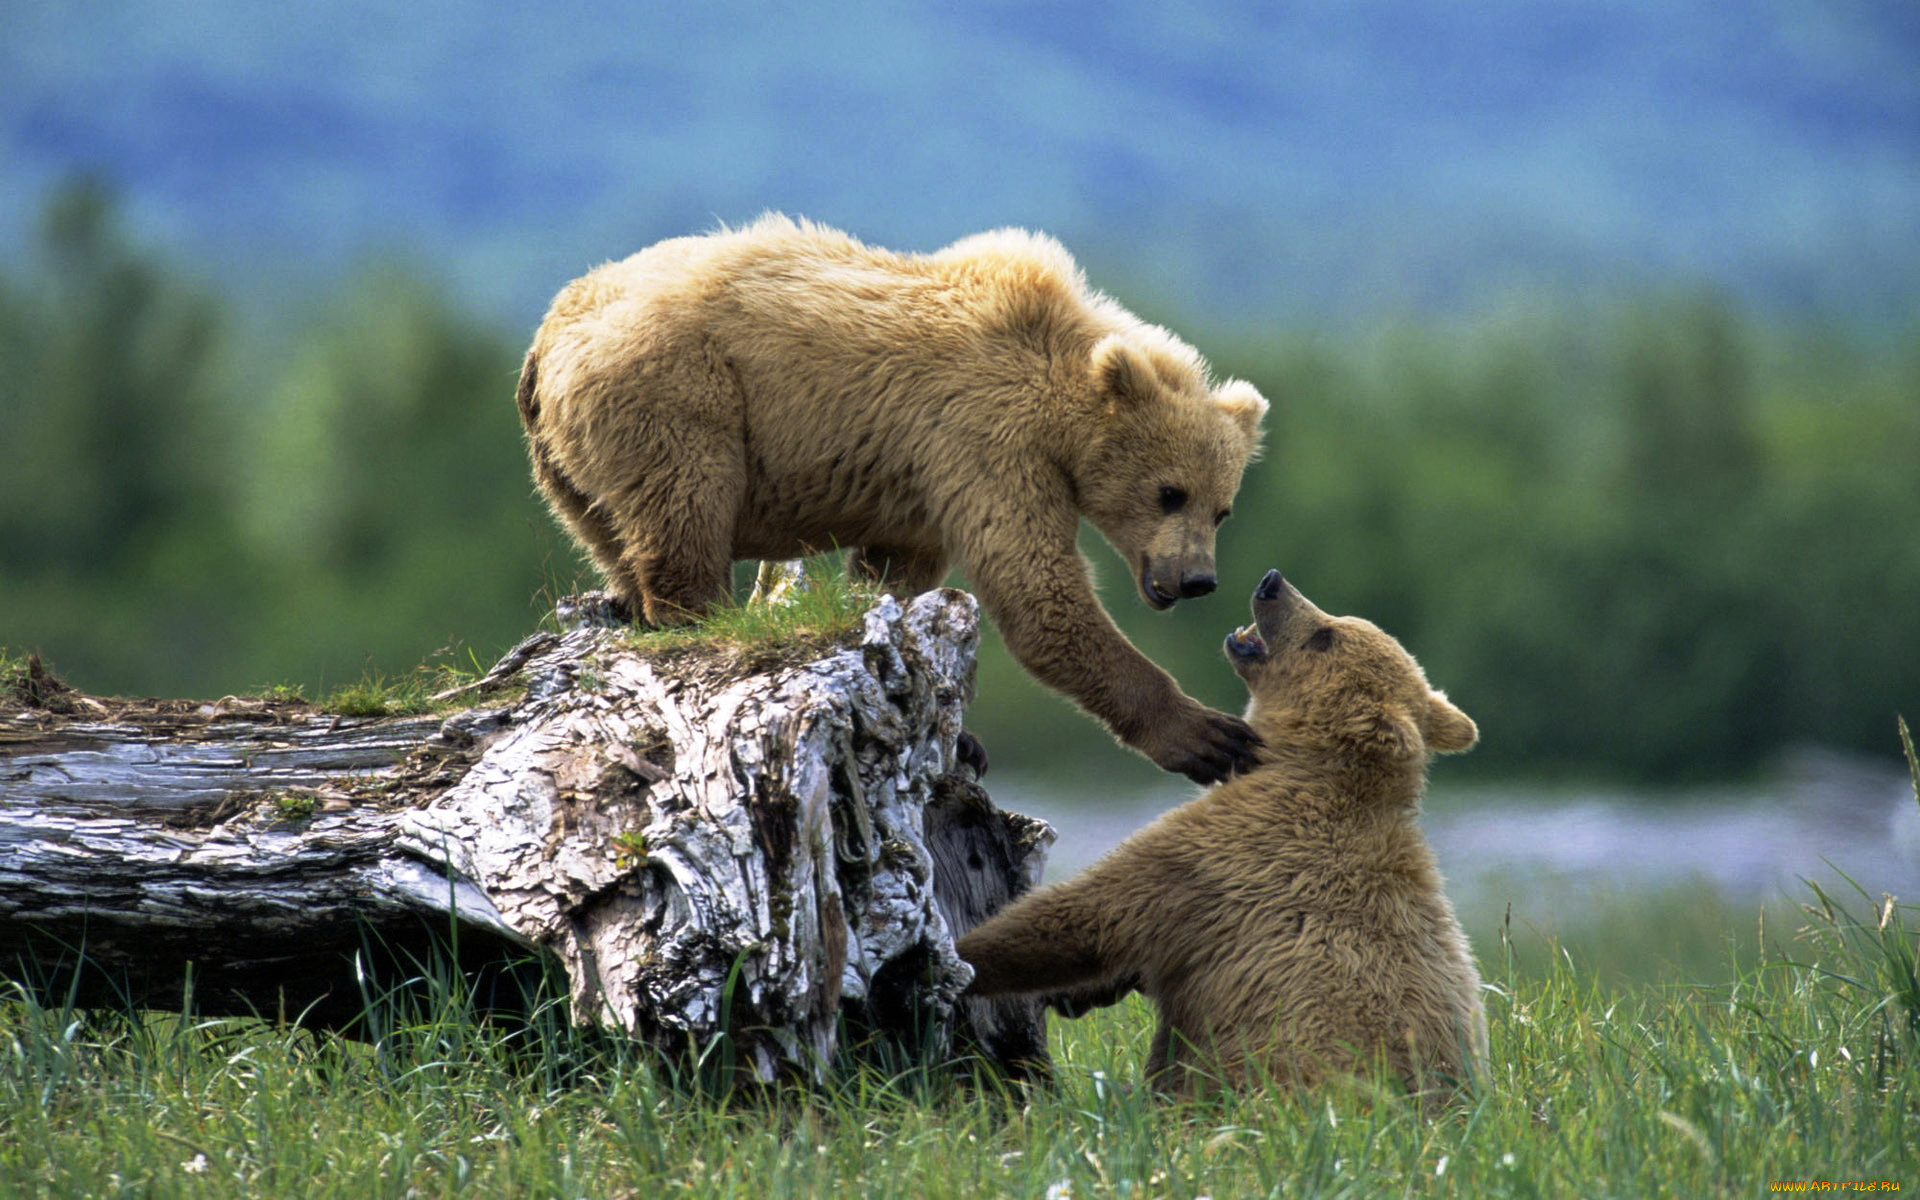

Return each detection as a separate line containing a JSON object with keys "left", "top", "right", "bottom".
{"left": 956, "top": 570, "right": 1487, "bottom": 1098}
{"left": 518, "top": 216, "right": 1269, "bottom": 781}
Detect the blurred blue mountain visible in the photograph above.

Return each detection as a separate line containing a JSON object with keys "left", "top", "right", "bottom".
{"left": 4, "top": 0, "right": 1916, "bottom": 330}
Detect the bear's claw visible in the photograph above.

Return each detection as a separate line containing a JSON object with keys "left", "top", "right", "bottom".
{"left": 1174, "top": 712, "right": 1261, "bottom": 784}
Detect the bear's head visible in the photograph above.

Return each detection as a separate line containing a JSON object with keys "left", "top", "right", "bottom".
{"left": 1223, "top": 569, "right": 1477, "bottom": 764}
{"left": 1075, "top": 333, "right": 1268, "bottom": 612}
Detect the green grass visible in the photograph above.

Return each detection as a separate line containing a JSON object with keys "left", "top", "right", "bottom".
{"left": 1, "top": 647, "right": 76, "bottom": 710}
{"left": 4, "top": 877, "right": 1914, "bottom": 1198}
{"left": 0, "top": 649, "right": 33, "bottom": 706}
{"left": 4, "top": 725, "right": 1911, "bottom": 1197}
{"left": 1, "top": 643, "right": 490, "bottom": 720}
{"left": 624, "top": 557, "right": 883, "bottom": 662}
{"left": 319, "top": 671, "right": 447, "bottom": 718}
{"left": 312, "top": 649, "right": 503, "bottom": 717}
{"left": 1460, "top": 877, "right": 1775, "bottom": 990}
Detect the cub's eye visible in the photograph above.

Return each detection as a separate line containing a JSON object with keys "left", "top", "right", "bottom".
{"left": 1158, "top": 486, "right": 1188, "bottom": 515}
{"left": 1213, "top": 508, "right": 1231, "bottom": 527}
{"left": 1303, "top": 627, "right": 1336, "bottom": 652}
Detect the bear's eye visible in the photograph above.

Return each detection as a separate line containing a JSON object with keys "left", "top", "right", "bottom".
{"left": 1213, "top": 508, "right": 1231, "bottom": 527}
{"left": 1158, "top": 486, "right": 1188, "bottom": 515}
{"left": 1303, "top": 627, "right": 1336, "bottom": 652}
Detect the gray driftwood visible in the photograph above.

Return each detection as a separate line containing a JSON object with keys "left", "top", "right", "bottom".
{"left": 0, "top": 590, "right": 1054, "bottom": 1082}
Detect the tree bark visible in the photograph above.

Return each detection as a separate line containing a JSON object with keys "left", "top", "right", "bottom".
{"left": 0, "top": 590, "right": 1054, "bottom": 1082}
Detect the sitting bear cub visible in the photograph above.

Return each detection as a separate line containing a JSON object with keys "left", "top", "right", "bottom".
{"left": 956, "top": 569, "right": 1487, "bottom": 1097}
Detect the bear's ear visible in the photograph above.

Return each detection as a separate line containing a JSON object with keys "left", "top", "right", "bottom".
{"left": 1347, "top": 705, "right": 1423, "bottom": 762}
{"left": 1214, "top": 379, "right": 1269, "bottom": 441}
{"left": 1424, "top": 691, "right": 1478, "bottom": 755}
{"left": 1091, "top": 334, "right": 1158, "bottom": 408}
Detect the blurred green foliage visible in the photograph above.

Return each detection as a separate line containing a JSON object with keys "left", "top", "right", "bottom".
{"left": 3, "top": 181, "right": 1915, "bottom": 782}
{"left": 976, "top": 300, "right": 1920, "bottom": 783}
{"left": 0, "top": 180, "right": 568, "bottom": 699}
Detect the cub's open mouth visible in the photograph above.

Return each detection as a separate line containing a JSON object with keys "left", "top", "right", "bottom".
{"left": 1140, "top": 559, "right": 1179, "bottom": 610}
{"left": 1225, "top": 623, "right": 1268, "bottom": 660}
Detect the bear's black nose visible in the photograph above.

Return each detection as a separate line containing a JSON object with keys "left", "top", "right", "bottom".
{"left": 1179, "top": 572, "right": 1217, "bottom": 598}
{"left": 1254, "top": 569, "right": 1284, "bottom": 601}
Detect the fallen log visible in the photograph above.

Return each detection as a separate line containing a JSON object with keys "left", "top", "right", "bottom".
{"left": 0, "top": 589, "right": 1055, "bottom": 1082}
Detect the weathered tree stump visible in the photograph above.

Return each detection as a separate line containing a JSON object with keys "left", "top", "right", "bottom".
{"left": 0, "top": 590, "right": 1054, "bottom": 1082}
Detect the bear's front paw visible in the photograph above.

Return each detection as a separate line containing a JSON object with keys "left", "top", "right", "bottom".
{"left": 1146, "top": 705, "right": 1261, "bottom": 784}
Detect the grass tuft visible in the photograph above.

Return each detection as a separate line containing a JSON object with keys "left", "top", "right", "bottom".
{"left": 624, "top": 557, "right": 883, "bottom": 663}
{"left": 316, "top": 658, "right": 489, "bottom": 718}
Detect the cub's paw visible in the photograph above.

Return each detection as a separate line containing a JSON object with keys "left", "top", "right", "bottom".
{"left": 1143, "top": 704, "right": 1260, "bottom": 784}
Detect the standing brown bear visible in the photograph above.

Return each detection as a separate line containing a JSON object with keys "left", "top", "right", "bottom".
{"left": 956, "top": 569, "right": 1487, "bottom": 1098}
{"left": 517, "top": 216, "right": 1268, "bottom": 782}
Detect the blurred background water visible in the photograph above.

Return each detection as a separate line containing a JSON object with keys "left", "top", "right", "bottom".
{"left": 1012, "top": 747, "right": 1920, "bottom": 893}
{"left": 4, "top": 2, "right": 1916, "bottom": 967}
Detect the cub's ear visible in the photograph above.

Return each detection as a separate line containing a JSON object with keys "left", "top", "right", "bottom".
{"left": 1347, "top": 705, "right": 1423, "bottom": 762}
{"left": 1424, "top": 691, "right": 1478, "bottom": 754}
{"left": 1091, "top": 334, "right": 1157, "bottom": 407}
{"left": 1214, "top": 379, "right": 1269, "bottom": 442}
